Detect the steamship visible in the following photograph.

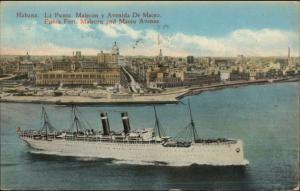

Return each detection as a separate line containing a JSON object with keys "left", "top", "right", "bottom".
{"left": 17, "top": 102, "right": 248, "bottom": 166}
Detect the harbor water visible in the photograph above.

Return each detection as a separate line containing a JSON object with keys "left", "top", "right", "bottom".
{"left": 1, "top": 82, "right": 299, "bottom": 190}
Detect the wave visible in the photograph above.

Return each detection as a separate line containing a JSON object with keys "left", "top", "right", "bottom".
{"left": 112, "top": 159, "right": 169, "bottom": 166}
{"left": 28, "top": 150, "right": 113, "bottom": 163}
{"left": 28, "top": 149, "right": 249, "bottom": 167}
{"left": 1, "top": 163, "right": 18, "bottom": 167}
{"left": 113, "top": 159, "right": 249, "bottom": 167}
{"left": 29, "top": 150, "right": 71, "bottom": 156}
{"left": 29, "top": 150, "right": 198, "bottom": 166}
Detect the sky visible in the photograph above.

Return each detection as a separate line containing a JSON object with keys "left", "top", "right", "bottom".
{"left": 0, "top": 1, "right": 299, "bottom": 57}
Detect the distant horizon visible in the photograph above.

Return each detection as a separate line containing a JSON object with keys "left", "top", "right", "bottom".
{"left": 1, "top": 1, "right": 299, "bottom": 57}
{"left": 0, "top": 52, "right": 297, "bottom": 59}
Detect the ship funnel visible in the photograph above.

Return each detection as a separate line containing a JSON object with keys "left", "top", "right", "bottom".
{"left": 121, "top": 112, "right": 131, "bottom": 135}
{"left": 100, "top": 112, "right": 110, "bottom": 135}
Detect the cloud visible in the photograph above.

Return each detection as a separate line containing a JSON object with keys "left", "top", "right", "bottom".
{"left": 98, "top": 24, "right": 141, "bottom": 39}
{"left": 0, "top": 43, "right": 99, "bottom": 56}
{"left": 76, "top": 19, "right": 94, "bottom": 32}
{"left": 141, "top": 28, "right": 298, "bottom": 57}
{"left": 19, "top": 20, "right": 38, "bottom": 33}
{"left": 1, "top": 20, "right": 298, "bottom": 57}
{"left": 98, "top": 25, "right": 119, "bottom": 38}
{"left": 96, "top": 24, "right": 298, "bottom": 57}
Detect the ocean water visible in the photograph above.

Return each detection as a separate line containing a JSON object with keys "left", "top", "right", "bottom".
{"left": 1, "top": 82, "right": 299, "bottom": 190}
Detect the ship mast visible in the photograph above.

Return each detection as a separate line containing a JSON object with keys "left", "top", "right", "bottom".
{"left": 188, "top": 98, "right": 198, "bottom": 142}
{"left": 42, "top": 106, "right": 48, "bottom": 139}
{"left": 153, "top": 106, "right": 162, "bottom": 138}
{"left": 41, "top": 106, "right": 54, "bottom": 139}
{"left": 71, "top": 105, "right": 81, "bottom": 134}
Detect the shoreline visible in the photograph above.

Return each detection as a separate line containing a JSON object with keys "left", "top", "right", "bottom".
{"left": 183, "top": 78, "right": 299, "bottom": 98}
{"left": 1, "top": 78, "right": 299, "bottom": 105}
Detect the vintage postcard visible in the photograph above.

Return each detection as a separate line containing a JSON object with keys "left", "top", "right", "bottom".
{"left": 0, "top": 1, "right": 299, "bottom": 190}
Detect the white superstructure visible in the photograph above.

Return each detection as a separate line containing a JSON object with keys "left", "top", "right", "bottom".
{"left": 17, "top": 104, "right": 248, "bottom": 166}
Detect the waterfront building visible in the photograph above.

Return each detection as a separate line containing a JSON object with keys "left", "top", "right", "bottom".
{"left": 220, "top": 71, "right": 230, "bottom": 81}
{"left": 155, "top": 77, "right": 183, "bottom": 88}
{"left": 248, "top": 69, "right": 257, "bottom": 81}
{"left": 229, "top": 70, "right": 250, "bottom": 81}
{"left": 255, "top": 71, "right": 266, "bottom": 79}
{"left": 145, "top": 65, "right": 184, "bottom": 88}
{"left": 183, "top": 72, "right": 221, "bottom": 86}
{"left": 35, "top": 68, "right": 122, "bottom": 86}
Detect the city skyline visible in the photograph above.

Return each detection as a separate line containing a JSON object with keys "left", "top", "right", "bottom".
{"left": 1, "top": 1, "right": 299, "bottom": 57}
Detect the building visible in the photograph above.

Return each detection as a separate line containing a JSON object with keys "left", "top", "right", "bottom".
{"left": 52, "top": 60, "right": 74, "bottom": 71}
{"left": 220, "top": 71, "right": 230, "bottom": 81}
{"left": 118, "top": 56, "right": 128, "bottom": 66}
{"left": 112, "top": 41, "right": 120, "bottom": 55}
{"left": 229, "top": 70, "right": 250, "bottom": 81}
{"left": 1, "top": 61, "right": 18, "bottom": 74}
{"left": 96, "top": 42, "right": 120, "bottom": 67}
{"left": 18, "top": 61, "right": 35, "bottom": 74}
{"left": 35, "top": 68, "right": 122, "bottom": 86}
{"left": 155, "top": 77, "right": 183, "bottom": 88}
{"left": 145, "top": 65, "right": 184, "bottom": 88}
{"left": 79, "top": 61, "right": 99, "bottom": 70}
{"left": 187, "top": 56, "right": 194, "bottom": 64}
{"left": 17, "top": 52, "right": 36, "bottom": 75}
{"left": 155, "top": 49, "right": 163, "bottom": 62}
{"left": 97, "top": 51, "right": 118, "bottom": 67}
{"left": 72, "top": 51, "right": 82, "bottom": 59}
{"left": 183, "top": 72, "right": 220, "bottom": 86}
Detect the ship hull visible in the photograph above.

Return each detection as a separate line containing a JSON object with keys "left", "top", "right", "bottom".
{"left": 22, "top": 137, "right": 248, "bottom": 166}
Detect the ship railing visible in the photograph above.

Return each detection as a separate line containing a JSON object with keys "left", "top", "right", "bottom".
{"left": 61, "top": 136, "right": 158, "bottom": 144}
{"left": 194, "top": 138, "right": 237, "bottom": 145}
{"left": 21, "top": 132, "right": 163, "bottom": 145}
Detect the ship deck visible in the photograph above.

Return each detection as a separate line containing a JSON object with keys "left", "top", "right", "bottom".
{"left": 19, "top": 131, "right": 238, "bottom": 146}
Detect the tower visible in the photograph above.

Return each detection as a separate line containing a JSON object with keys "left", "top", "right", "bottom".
{"left": 26, "top": 52, "right": 30, "bottom": 60}
{"left": 112, "top": 41, "right": 119, "bottom": 55}
{"left": 287, "top": 47, "right": 291, "bottom": 66}
{"left": 159, "top": 49, "right": 163, "bottom": 58}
